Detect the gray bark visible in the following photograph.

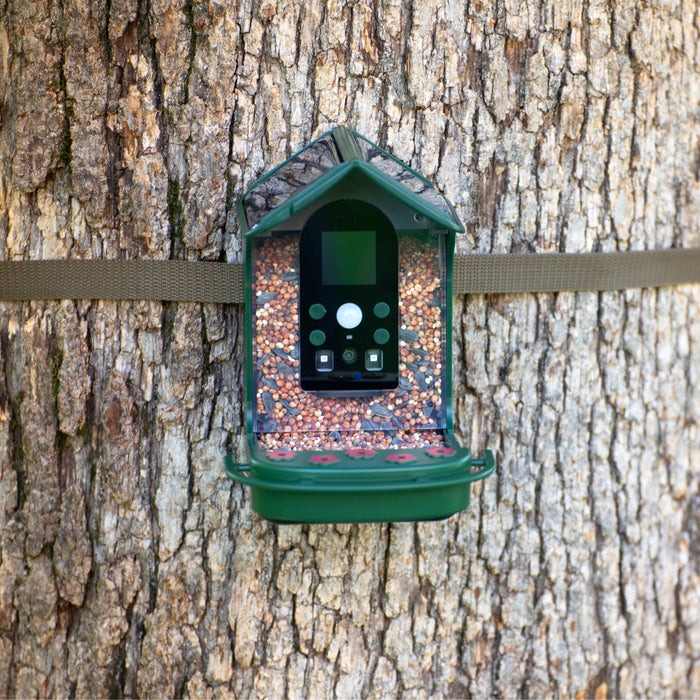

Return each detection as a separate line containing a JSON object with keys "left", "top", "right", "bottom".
{"left": 1, "top": 0, "right": 700, "bottom": 697}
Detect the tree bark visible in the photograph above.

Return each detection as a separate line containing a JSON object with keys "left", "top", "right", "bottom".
{"left": 1, "top": 0, "right": 700, "bottom": 697}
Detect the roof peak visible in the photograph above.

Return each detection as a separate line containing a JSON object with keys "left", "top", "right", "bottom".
{"left": 237, "top": 126, "right": 463, "bottom": 235}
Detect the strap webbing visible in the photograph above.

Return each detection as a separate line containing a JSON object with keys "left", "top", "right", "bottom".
{"left": 452, "top": 248, "right": 700, "bottom": 294}
{"left": 0, "top": 249, "right": 698, "bottom": 303}
{"left": 0, "top": 259, "right": 245, "bottom": 303}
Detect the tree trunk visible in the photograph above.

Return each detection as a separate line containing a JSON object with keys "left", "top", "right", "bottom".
{"left": 1, "top": 0, "right": 700, "bottom": 696}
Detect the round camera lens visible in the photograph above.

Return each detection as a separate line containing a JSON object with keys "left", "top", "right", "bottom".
{"left": 342, "top": 348, "right": 357, "bottom": 364}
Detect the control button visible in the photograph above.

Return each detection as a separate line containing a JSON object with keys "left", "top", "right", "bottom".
{"left": 309, "top": 330, "right": 326, "bottom": 346}
{"left": 373, "top": 328, "right": 390, "bottom": 345}
{"left": 373, "top": 302, "right": 390, "bottom": 319}
{"left": 309, "top": 303, "right": 326, "bottom": 320}
{"left": 341, "top": 348, "right": 357, "bottom": 364}
{"left": 315, "top": 350, "right": 333, "bottom": 371}
{"left": 336, "top": 303, "right": 363, "bottom": 329}
{"left": 365, "top": 349, "right": 383, "bottom": 371}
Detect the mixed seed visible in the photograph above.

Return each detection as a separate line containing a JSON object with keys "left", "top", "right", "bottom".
{"left": 252, "top": 232, "right": 448, "bottom": 451}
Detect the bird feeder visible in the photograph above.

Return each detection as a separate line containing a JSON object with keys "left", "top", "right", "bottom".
{"left": 225, "top": 126, "right": 495, "bottom": 523}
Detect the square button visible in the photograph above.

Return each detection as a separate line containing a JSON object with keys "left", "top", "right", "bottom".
{"left": 365, "top": 349, "right": 383, "bottom": 371}
{"left": 315, "top": 350, "right": 334, "bottom": 372}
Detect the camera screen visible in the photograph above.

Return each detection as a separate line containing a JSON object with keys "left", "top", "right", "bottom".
{"left": 322, "top": 230, "right": 376, "bottom": 286}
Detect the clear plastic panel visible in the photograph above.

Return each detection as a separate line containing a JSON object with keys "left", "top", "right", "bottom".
{"left": 251, "top": 231, "right": 448, "bottom": 450}
{"left": 354, "top": 135, "right": 457, "bottom": 222}
{"left": 244, "top": 135, "right": 340, "bottom": 228}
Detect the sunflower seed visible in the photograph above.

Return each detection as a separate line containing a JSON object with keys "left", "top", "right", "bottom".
{"left": 369, "top": 404, "right": 393, "bottom": 418}
{"left": 280, "top": 399, "right": 300, "bottom": 415}
{"left": 256, "top": 353, "right": 272, "bottom": 368}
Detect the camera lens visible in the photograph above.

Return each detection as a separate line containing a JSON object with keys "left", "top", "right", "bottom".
{"left": 342, "top": 348, "right": 357, "bottom": 364}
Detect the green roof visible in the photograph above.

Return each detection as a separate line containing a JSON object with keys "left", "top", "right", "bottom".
{"left": 237, "top": 126, "right": 464, "bottom": 236}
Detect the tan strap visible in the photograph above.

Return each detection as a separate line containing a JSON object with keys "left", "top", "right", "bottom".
{"left": 0, "top": 249, "right": 698, "bottom": 303}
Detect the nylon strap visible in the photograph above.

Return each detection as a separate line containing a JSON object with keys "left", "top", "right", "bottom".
{"left": 452, "top": 248, "right": 700, "bottom": 294}
{"left": 0, "top": 249, "right": 698, "bottom": 302}
{"left": 0, "top": 260, "right": 245, "bottom": 303}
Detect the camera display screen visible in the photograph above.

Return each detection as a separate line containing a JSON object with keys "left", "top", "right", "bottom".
{"left": 299, "top": 199, "right": 399, "bottom": 393}
{"left": 322, "top": 230, "right": 376, "bottom": 286}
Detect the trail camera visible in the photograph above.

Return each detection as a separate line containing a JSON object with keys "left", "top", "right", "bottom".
{"left": 225, "top": 126, "right": 495, "bottom": 523}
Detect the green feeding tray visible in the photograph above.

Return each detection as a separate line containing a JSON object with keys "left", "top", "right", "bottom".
{"left": 226, "top": 125, "right": 495, "bottom": 523}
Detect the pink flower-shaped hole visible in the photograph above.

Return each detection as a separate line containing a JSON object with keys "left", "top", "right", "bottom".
{"left": 346, "top": 449, "right": 376, "bottom": 459}
{"left": 386, "top": 452, "right": 417, "bottom": 463}
{"left": 309, "top": 454, "right": 340, "bottom": 465}
{"left": 267, "top": 450, "right": 296, "bottom": 461}
{"left": 425, "top": 447, "right": 456, "bottom": 458}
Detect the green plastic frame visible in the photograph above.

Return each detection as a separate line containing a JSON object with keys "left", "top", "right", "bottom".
{"left": 229, "top": 126, "right": 494, "bottom": 523}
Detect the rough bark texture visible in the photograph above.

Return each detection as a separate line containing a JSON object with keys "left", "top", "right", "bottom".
{"left": 1, "top": 0, "right": 700, "bottom": 697}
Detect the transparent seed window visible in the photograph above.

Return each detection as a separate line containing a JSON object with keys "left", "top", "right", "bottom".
{"left": 251, "top": 230, "right": 449, "bottom": 453}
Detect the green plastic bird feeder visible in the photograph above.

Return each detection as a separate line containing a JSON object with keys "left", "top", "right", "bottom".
{"left": 225, "top": 126, "right": 495, "bottom": 523}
